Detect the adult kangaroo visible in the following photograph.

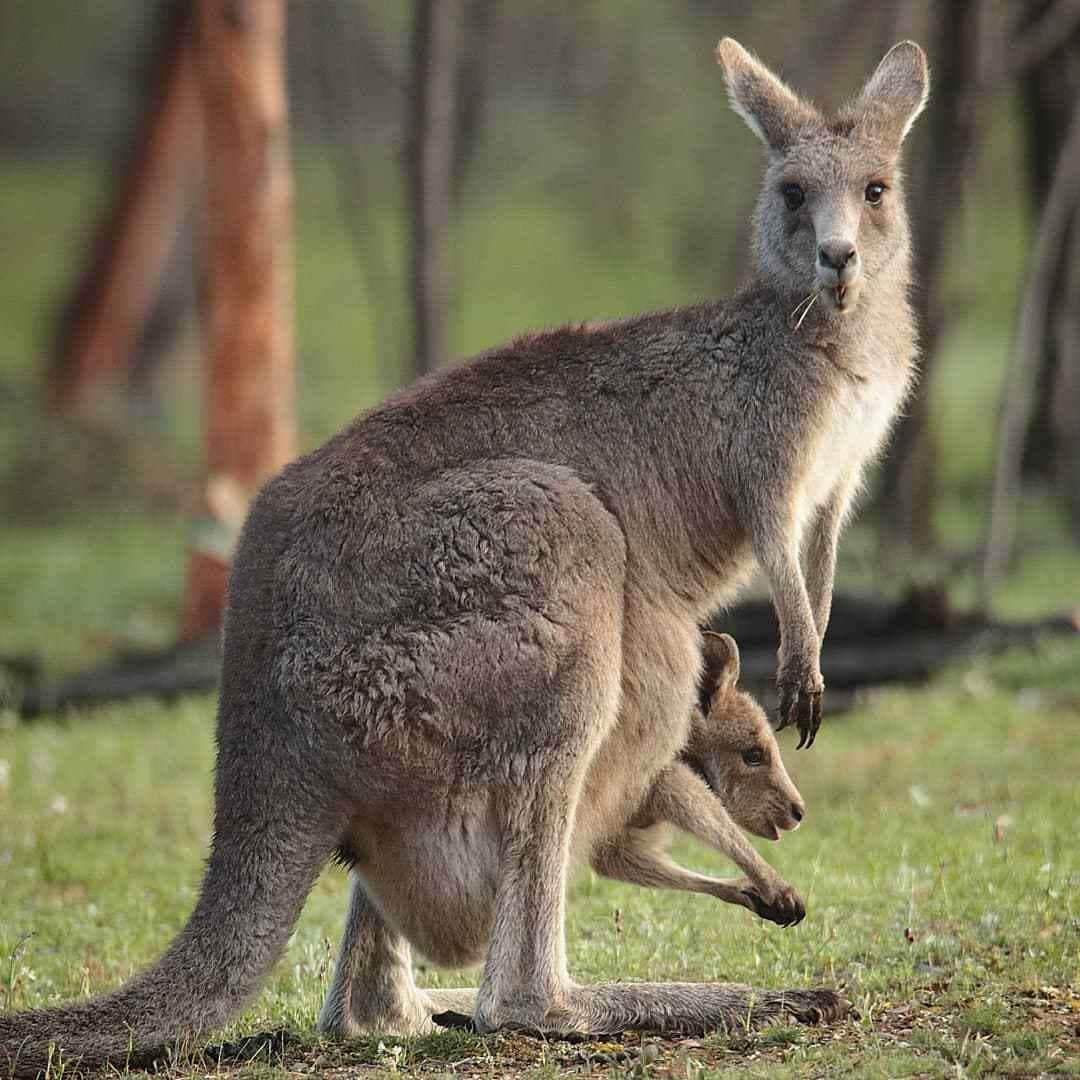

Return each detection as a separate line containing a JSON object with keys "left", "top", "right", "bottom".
{"left": 1, "top": 36, "right": 928, "bottom": 1074}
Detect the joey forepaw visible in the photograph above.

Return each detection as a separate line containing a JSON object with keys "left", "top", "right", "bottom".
{"left": 736, "top": 877, "right": 806, "bottom": 927}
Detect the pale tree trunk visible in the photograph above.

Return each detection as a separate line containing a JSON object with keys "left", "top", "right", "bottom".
{"left": 50, "top": 2, "right": 202, "bottom": 415}
{"left": 182, "top": 0, "right": 295, "bottom": 640}
{"left": 408, "top": 0, "right": 462, "bottom": 378}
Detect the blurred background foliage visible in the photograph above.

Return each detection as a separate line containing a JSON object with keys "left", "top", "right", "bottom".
{"left": 0, "top": 0, "right": 1077, "bottom": 677}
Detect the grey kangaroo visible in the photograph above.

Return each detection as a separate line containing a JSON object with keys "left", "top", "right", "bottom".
{"left": 1, "top": 36, "right": 928, "bottom": 1074}
{"left": 594, "top": 632, "right": 807, "bottom": 927}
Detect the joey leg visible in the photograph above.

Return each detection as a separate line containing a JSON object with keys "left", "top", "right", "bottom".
{"left": 641, "top": 765, "right": 805, "bottom": 925}
{"left": 592, "top": 830, "right": 803, "bottom": 926}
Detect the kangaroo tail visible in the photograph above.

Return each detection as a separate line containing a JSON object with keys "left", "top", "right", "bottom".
{"left": 0, "top": 704, "right": 343, "bottom": 1078}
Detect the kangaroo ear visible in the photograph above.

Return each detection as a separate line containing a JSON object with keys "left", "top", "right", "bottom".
{"left": 700, "top": 631, "right": 740, "bottom": 704}
{"left": 715, "top": 38, "right": 819, "bottom": 151}
{"left": 849, "top": 41, "right": 930, "bottom": 145}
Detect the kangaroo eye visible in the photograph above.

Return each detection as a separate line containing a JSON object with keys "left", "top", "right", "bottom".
{"left": 865, "top": 182, "right": 886, "bottom": 205}
{"left": 782, "top": 183, "right": 805, "bottom": 211}
{"left": 741, "top": 748, "right": 766, "bottom": 767}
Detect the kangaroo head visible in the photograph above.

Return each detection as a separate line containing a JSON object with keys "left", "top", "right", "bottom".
{"left": 683, "top": 632, "right": 805, "bottom": 841}
{"left": 716, "top": 38, "right": 929, "bottom": 319}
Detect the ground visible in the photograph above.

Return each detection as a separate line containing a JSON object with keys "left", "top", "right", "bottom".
{"left": 2, "top": 637, "right": 1078, "bottom": 1078}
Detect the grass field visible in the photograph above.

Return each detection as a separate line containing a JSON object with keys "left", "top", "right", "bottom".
{"left": 1, "top": 154, "right": 1079, "bottom": 1076}
{"left": 2, "top": 638, "right": 1079, "bottom": 1078}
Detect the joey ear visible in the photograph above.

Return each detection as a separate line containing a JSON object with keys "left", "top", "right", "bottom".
{"left": 715, "top": 38, "right": 819, "bottom": 151}
{"left": 848, "top": 40, "right": 930, "bottom": 145}
{"left": 701, "top": 631, "right": 740, "bottom": 703}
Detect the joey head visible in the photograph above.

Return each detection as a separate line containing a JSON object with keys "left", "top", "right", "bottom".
{"left": 685, "top": 632, "right": 805, "bottom": 843}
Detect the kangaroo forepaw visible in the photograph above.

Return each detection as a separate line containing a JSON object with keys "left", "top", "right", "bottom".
{"left": 776, "top": 672, "right": 823, "bottom": 748}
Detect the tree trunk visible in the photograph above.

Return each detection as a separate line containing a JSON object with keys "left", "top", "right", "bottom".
{"left": 49, "top": 2, "right": 202, "bottom": 416}
{"left": 875, "top": 0, "right": 982, "bottom": 552}
{"left": 981, "top": 99, "right": 1080, "bottom": 603}
{"left": 1051, "top": 215, "right": 1080, "bottom": 536}
{"left": 407, "top": 0, "right": 462, "bottom": 379}
{"left": 1018, "top": 3, "right": 1080, "bottom": 488}
{"left": 452, "top": 0, "right": 498, "bottom": 204}
{"left": 182, "top": 0, "right": 295, "bottom": 640}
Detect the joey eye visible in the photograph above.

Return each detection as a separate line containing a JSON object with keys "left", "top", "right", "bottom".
{"left": 865, "top": 182, "right": 886, "bottom": 205}
{"left": 741, "top": 748, "right": 766, "bottom": 767}
{"left": 782, "top": 183, "right": 805, "bottom": 211}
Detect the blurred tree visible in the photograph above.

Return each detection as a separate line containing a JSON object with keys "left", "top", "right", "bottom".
{"left": 982, "top": 0, "right": 1080, "bottom": 601}
{"left": 1018, "top": 0, "right": 1080, "bottom": 535}
{"left": 407, "top": 0, "right": 463, "bottom": 376}
{"left": 452, "top": 0, "right": 499, "bottom": 203}
{"left": 297, "top": 1, "right": 400, "bottom": 366}
{"left": 181, "top": 0, "right": 295, "bottom": 639}
{"left": 876, "top": 0, "right": 982, "bottom": 554}
{"left": 48, "top": 1, "right": 201, "bottom": 418}
{"left": 983, "top": 83, "right": 1080, "bottom": 599}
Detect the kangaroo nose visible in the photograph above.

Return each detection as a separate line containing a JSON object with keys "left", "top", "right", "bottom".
{"left": 791, "top": 801, "right": 804, "bottom": 823}
{"left": 817, "top": 242, "right": 857, "bottom": 271}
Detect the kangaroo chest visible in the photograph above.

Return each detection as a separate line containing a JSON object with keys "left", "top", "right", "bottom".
{"left": 801, "top": 359, "right": 911, "bottom": 514}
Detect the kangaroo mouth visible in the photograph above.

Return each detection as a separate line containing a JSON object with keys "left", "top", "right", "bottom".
{"left": 822, "top": 278, "right": 859, "bottom": 314}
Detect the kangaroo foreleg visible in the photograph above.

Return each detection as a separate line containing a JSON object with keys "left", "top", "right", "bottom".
{"left": 747, "top": 505, "right": 823, "bottom": 746}
{"left": 803, "top": 473, "right": 856, "bottom": 647}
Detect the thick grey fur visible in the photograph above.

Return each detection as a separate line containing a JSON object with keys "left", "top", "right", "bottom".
{"left": 1, "top": 36, "right": 928, "bottom": 1075}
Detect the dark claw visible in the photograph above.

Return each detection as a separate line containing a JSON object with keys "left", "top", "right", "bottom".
{"left": 432, "top": 1010, "right": 477, "bottom": 1032}
{"left": 742, "top": 890, "right": 806, "bottom": 927}
{"left": 796, "top": 690, "right": 823, "bottom": 749}
{"left": 776, "top": 688, "right": 796, "bottom": 732}
{"left": 806, "top": 691, "right": 822, "bottom": 748}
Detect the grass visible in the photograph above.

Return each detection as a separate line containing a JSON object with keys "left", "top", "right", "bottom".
{"left": 1, "top": 639, "right": 1078, "bottom": 1077}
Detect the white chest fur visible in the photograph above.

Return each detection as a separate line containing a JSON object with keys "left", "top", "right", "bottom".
{"left": 800, "top": 362, "right": 910, "bottom": 520}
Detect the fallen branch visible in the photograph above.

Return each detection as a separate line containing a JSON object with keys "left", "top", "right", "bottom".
{"left": 7, "top": 588, "right": 1076, "bottom": 720}
{"left": 708, "top": 586, "right": 1078, "bottom": 713}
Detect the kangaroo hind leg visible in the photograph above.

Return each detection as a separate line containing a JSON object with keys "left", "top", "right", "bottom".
{"left": 319, "top": 876, "right": 436, "bottom": 1037}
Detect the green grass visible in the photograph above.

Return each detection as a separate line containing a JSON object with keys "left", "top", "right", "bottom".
{"left": 2, "top": 640, "right": 1078, "bottom": 1077}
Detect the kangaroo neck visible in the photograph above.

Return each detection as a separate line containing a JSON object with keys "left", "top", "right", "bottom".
{"left": 745, "top": 264, "right": 913, "bottom": 357}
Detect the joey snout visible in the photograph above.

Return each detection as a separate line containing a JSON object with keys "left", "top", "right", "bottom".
{"left": 754, "top": 795, "right": 804, "bottom": 842}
